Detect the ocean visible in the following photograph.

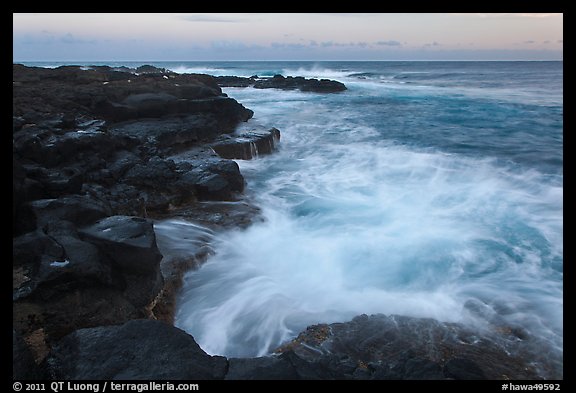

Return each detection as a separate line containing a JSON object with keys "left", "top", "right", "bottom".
{"left": 23, "top": 61, "right": 563, "bottom": 374}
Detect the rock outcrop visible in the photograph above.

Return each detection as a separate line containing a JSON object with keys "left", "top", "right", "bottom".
{"left": 13, "top": 330, "right": 46, "bottom": 380}
{"left": 212, "top": 128, "right": 281, "bottom": 160}
{"left": 13, "top": 215, "right": 164, "bottom": 367}
{"left": 13, "top": 64, "right": 253, "bottom": 221}
{"left": 42, "top": 314, "right": 554, "bottom": 380}
{"left": 12, "top": 64, "right": 261, "bottom": 367}
{"left": 216, "top": 74, "right": 347, "bottom": 93}
{"left": 274, "top": 314, "right": 549, "bottom": 380}
{"left": 13, "top": 64, "right": 253, "bottom": 124}
{"left": 46, "top": 319, "right": 228, "bottom": 380}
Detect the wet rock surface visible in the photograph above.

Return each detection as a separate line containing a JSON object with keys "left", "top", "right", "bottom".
{"left": 42, "top": 314, "right": 555, "bottom": 380}
{"left": 46, "top": 319, "right": 228, "bottom": 380}
{"left": 212, "top": 127, "right": 281, "bottom": 160}
{"left": 274, "top": 314, "right": 555, "bottom": 380}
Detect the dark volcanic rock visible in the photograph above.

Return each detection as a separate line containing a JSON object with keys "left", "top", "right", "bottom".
{"left": 13, "top": 216, "right": 165, "bottom": 360}
{"left": 216, "top": 74, "right": 346, "bottom": 93}
{"left": 214, "top": 75, "right": 256, "bottom": 88}
{"left": 254, "top": 75, "right": 347, "bottom": 93}
{"left": 46, "top": 319, "right": 228, "bottom": 380}
{"left": 443, "top": 357, "right": 487, "bottom": 380}
{"left": 13, "top": 124, "right": 120, "bottom": 169}
{"left": 80, "top": 152, "right": 246, "bottom": 216}
{"left": 16, "top": 195, "right": 111, "bottom": 235}
{"left": 186, "top": 159, "right": 245, "bottom": 201}
{"left": 13, "top": 330, "right": 46, "bottom": 380}
{"left": 107, "top": 114, "right": 228, "bottom": 154}
{"left": 22, "top": 223, "right": 115, "bottom": 301}
{"left": 226, "top": 355, "right": 301, "bottom": 380}
{"left": 212, "top": 128, "right": 281, "bottom": 160}
{"left": 13, "top": 64, "right": 253, "bottom": 125}
{"left": 97, "top": 94, "right": 252, "bottom": 124}
{"left": 12, "top": 65, "right": 256, "bottom": 219}
{"left": 79, "top": 216, "right": 163, "bottom": 308}
{"left": 135, "top": 65, "right": 170, "bottom": 74}
{"left": 11, "top": 64, "right": 277, "bottom": 373}
{"left": 226, "top": 351, "right": 342, "bottom": 380}
{"left": 79, "top": 216, "right": 162, "bottom": 274}
{"left": 370, "top": 352, "right": 446, "bottom": 380}
{"left": 276, "top": 314, "right": 545, "bottom": 380}
{"left": 153, "top": 200, "right": 263, "bottom": 231}
{"left": 14, "top": 288, "right": 141, "bottom": 350}
{"left": 122, "top": 157, "right": 179, "bottom": 189}
{"left": 115, "top": 153, "right": 245, "bottom": 206}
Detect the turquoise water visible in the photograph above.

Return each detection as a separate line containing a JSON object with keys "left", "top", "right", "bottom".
{"left": 172, "top": 62, "right": 563, "bottom": 368}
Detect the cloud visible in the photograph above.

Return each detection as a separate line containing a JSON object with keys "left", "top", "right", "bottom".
{"left": 450, "top": 13, "right": 561, "bottom": 18}
{"left": 524, "top": 40, "right": 535, "bottom": 44}
{"left": 210, "top": 40, "right": 250, "bottom": 50}
{"left": 317, "top": 41, "right": 370, "bottom": 48}
{"left": 61, "top": 33, "right": 97, "bottom": 45}
{"left": 270, "top": 42, "right": 307, "bottom": 49}
{"left": 514, "top": 13, "right": 562, "bottom": 18}
{"left": 424, "top": 41, "right": 441, "bottom": 47}
{"left": 265, "top": 40, "right": 403, "bottom": 52}
{"left": 15, "top": 32, "right": 97, "bottom": 46}
{"left": 375, "top": 40, "right": 402, "bottom": 46}
{"left": 178, "top": 14, "right": 246, "bottom": 23}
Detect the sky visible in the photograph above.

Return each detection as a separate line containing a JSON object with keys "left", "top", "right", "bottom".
{"left": 13, "top": 13, "right": 563, "bottom": 62}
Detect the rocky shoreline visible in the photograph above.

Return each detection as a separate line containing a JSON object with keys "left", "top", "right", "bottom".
{"left": 13, "top": 64, "right": 558, "bottom": 380}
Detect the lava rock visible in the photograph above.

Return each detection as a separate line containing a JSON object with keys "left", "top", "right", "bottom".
{"left": 46, "top": 319, "right": 228, "bottom": 380}
{"left": 213, "top": 75, "right": 257, "bottom": 88}
{"left": 216, "top": 74, "right": 347, "bottom": 93}
{"left": 13, "top": 330, "right": 46, "bottom": 380}
{"left": 13, "top": 222, "right": 116, "bottom": 303}
{"left": 212, "top": 128, "right": 281, "bottom": 160}
{"left": 276, "top": 313, "right": 544, "bottom": 380}
{"left": 443, "top": 357, "right": 487, "bottom": 380}
{"left": 226, "top": 355, "right": 301, "bottom": 380}
{"left": 11, "top": 64, "right": 280, "bottom": 370}
{"left": 13, "top": 217, "right": 163, "bottom": 347}
{"left": 185, "top": 159, "right": 245, "bottom": 201}
{"left": 16, "top": 195, "right": 111, "bottom": 234}
{"left": 79, "top": 216, "right": 161, "bottom": 273}
{"left": 226, "top": 351, "right": 342, "bottom": 380}
{"left": 79, "top": 216, "right": 163, "bottom": 308}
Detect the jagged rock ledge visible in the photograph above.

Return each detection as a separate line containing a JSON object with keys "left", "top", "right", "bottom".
{"left": 216, "top": 74, "right": 347, "bottom": 93}
{"left": 12, "top": 63, "right": 261, "bottom": 368}
{"left": 34, "top": 314, "right": 557, "bottom": 380}
{"left": 212, "top": 127, "right": 281, "bottom": 160}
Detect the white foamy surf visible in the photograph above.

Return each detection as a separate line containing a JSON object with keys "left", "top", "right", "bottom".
{"left": 166, "top": 62, "right": 562, "bottom": 376}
